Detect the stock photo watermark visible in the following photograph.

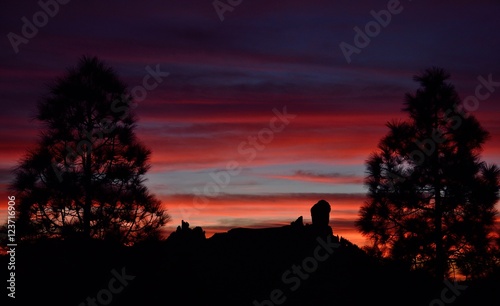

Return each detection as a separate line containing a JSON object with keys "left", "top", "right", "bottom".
{"left": 410, "top": 73, "right": 499, "bottom": 165}
{"left": 339, "top": 0, "right": 405, "bottom": 64}
{"left": 51, "top": 64, "right": 169, "bottom": 182}
{"left": 386, "top": 73, "right": 499, "bottom": 185}
{"left": 178, "top": 106, "right": 297, "bottom": 220}
{"left": 5, "top": 196, "right": 17, "bottom": 299}
{"left": 253, "top": 235, "right": 340, "bottom": 306}
{"left": 78, "top": 267, "right": 135, "bottom": 306}
{"left": 428, "top": 279, "right": 468, "bottom": 306}
{"left": 213, "top": 0, "right": 243, "bottom": 21}
{"left": 7, "top": 0, "right": 71, "bottom": 54}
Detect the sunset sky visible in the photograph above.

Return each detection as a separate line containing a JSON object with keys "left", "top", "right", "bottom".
{"left": 1, "top": 0, "right": 500, "bottom": 247}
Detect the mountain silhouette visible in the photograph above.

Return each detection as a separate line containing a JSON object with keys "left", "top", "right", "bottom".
{"left": 2, "top": 200, "right": 499, "bottom": 305}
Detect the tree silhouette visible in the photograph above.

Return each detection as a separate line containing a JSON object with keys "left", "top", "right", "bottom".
{"left": 356, "top": 68, "right": 499, "bottom": 280}
{"left": 9, "top": 56, "right": 169, "bottom": 245}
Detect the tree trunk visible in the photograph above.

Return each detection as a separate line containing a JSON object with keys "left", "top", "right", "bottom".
{"left": 83, "top": 110, "right": 92, "bottom": 240}
{"left": 83, "top": 171, "right": 91, "bottom": 239}
{"left": 434, "top": 187, "right": 445, "bottom": 281}
{"left": 433, "top": 105, "right": 445, "bottom": 281}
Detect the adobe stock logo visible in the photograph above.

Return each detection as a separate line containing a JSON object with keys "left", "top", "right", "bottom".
{"left": 253, "top": 235, "right": 340, "bottom": 306}
{"left": 428, "top": 280, "right": 468, "bottom": 306}
{"left": 179, "top": 106, "right": 296, "bottom": 220}
{"left": 212, "top": 0, "right": 243, "bottom": 21}
{"left": 7, "top": 0, "right": 71, "bottom": 54}
{"left": 51, "top": 64, "right": 169, "bottom": 183}
{"left": 409, "top": 73, "right": 500, "bottom": 166}
{"left": 339, "top": 0, "right": 405, "bottom": 64}
{"left": 78, "top": 267, "right": 135, "bottom": 306}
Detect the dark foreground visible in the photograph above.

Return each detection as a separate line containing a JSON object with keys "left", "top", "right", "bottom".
{"left": 1, "top": 222, "right": 499, "bottom": 306}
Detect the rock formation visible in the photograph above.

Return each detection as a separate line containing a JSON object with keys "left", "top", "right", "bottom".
{"left": 310, "top": 199, "right": 331, "bottom": 227}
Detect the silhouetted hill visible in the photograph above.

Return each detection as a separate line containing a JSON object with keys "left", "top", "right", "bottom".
{"left": 2, "top": 200, "right": 499, "bottom": 305}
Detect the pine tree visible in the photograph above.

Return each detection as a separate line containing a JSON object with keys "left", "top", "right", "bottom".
{"left": 10, "top": 56, "right": 169, "bottom": 244}
{"left": 356, "top": 68, "right": 499, "bottom": 280}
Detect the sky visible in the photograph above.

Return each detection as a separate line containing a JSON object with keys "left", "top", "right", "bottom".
{"left": 1, "top": 0, "right": 500, "bottom": 247}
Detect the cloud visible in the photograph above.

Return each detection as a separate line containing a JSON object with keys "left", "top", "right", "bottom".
{"left": 268, "top": 170, "right": 364, "bottom": 185}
